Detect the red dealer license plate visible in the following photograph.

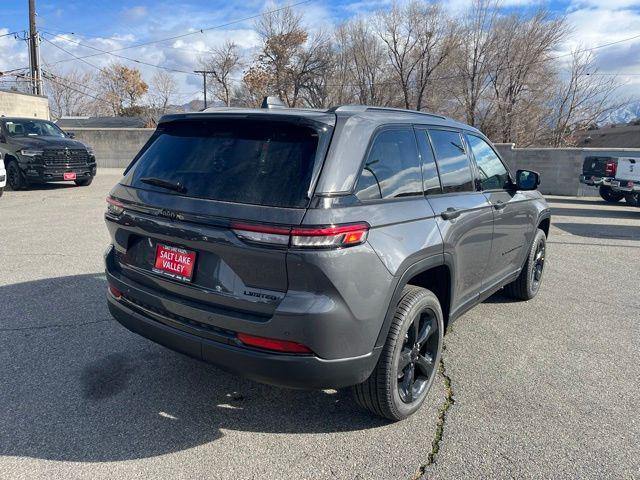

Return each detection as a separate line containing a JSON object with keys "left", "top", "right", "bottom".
{"left": 63, "top": 172, "right": 77, "bottom": 180}
{"left": 153, "top": 244, "right": 196, "bottom": 282}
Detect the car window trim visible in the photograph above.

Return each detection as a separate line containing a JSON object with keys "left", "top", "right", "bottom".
{"left": 412, "top": 125, "right": 443, "bottom": 197}
{"left": 351, "top": 124, "right": 425, "bottom": 203}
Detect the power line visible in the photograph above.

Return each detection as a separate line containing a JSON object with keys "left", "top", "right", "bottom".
{"left": 42, "top": 36, "right": 107, "bottom": 73}
{"left": 46, "top": 0, "right": 313, "bottom": 67}
{"left": 42, "top": 32, "right": 199, "bottom": 76}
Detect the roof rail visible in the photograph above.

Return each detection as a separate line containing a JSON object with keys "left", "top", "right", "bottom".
{"left": 327, "top": 105, "right": 446, "bottom": 120}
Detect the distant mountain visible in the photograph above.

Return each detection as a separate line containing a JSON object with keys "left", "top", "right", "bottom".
{"left": 601, "top": 100, "right": 640, "bottom": 126}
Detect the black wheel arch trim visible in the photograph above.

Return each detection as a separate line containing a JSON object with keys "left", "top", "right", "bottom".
{"left": 373, "top": 253, "right": 451, "bottom": 349}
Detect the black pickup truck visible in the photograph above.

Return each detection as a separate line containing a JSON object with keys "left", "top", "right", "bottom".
{"left": 580, "top": 156, "right": 624, "bottom": 202}
{"left": 0, "top": 117, "right": 96, "bottom": 190}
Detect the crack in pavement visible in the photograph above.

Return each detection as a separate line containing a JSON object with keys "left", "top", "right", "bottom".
{"left": 413, "top": 351, "right": 456, "bottom": 479}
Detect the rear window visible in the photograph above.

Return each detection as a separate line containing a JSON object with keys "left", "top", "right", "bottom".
{"left": 127, "top": 119, "right": 324, "bottom": 208}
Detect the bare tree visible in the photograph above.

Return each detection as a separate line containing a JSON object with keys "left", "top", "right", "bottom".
{"left": 451, "top": 0, "right": 498, "bottom": 127}
{"left": 252, "top": 6, "right": 332, "bottom": 107}
{"left": 375, "top": 1, "right": 458, "bottom": 111}
{"left": 149, "top": 71, "right": 178, "bottom": 115}
{"left": 547, "top": 50, "right": 626, "bottom": 146}
{"left": 487, "top": 10, "right": 568, "bottom": 144}
{"left": 340, "top": 18, "right": 392, "bottom": 106}
{"left": 44, "top": 68, "right": 95, "bottom": 119}
{"left": 202, "top": 41, "right": 242, "bottom": 106}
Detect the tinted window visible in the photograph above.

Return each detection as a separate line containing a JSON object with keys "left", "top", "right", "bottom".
{"left": 4, "top": 119, "right": 65, "bottom": 138}
{"left": 428, "top": 130, "right": 474, "bottom": 193}
{"left": 415, "top": 130, "right": 442, "bottom": 195}
{"left": 466, "top": 134, "right": 510, "bottom": 190}
{"left": 128, "top": 119, "right": 322, "bottom": 208}
{"left": 354, "top": 129, "right": 422, "bottom": 200}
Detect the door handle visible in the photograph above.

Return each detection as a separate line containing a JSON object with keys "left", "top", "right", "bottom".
{"left": 441, "top": 207, "right": 461, "bottom": 220}
{"left": 493, "top": 201, "right": 506, "bottom": 211}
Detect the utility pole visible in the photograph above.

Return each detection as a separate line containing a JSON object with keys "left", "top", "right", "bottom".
{"left": 194, "top": 70, "right": 213, "bottom": 109}
{"left": 28, "top": 0, "right": 43, "bottom": 95}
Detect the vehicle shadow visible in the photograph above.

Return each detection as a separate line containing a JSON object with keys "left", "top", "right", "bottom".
{"left": 4, "top": 182, "right": 78, "bottom": 193}
{"left": 550, "top": 206, "right": 640, "bottom": 220}
{"left": 554, "top": 222, "right": 640, "bottom": 241}
{"left": 0, "top": 274, "right": 387, "bottom": 463}
{"left": 546, "top": 197, "right": 602, "bottom": 206}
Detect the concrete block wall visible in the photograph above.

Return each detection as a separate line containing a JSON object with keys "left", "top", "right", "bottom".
{"left": 0, "top": 90, "right": 50, "bottom": 119}
{"left": 494, "top": 144, "right": 640, "bottom": 196}
{"left": 68, "top": 128, "right": 154, "bottom": 168}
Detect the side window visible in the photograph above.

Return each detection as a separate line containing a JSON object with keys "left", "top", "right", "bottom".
{"left": 428, "top": 129, "right": 474, "bottom": 193}
{"left": 354, "top": 128, "right": 422, "bottom": 200}
{"left": 466, "top": 134, "right": 510, "bottom": 190}
{"left": 415, "top": 129, "right": 442, "bottom": 195}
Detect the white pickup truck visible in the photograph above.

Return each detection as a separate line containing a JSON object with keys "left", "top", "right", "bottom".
{"left": 0, "top": 152, "right": 6, "bottom": 197}
{"left": 612, "top": 157, "right": 640, "bottom": 206}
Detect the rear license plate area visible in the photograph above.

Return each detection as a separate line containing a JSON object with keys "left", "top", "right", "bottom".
{"left": 153, "top": 243, "right": 197, "bottom": 283}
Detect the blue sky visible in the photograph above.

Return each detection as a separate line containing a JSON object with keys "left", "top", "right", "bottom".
{"left": 1, "top": 0, "right": 639, "bottom": 104}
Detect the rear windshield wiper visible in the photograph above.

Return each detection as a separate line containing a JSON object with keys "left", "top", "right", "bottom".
{"left": 140, "top": 177, "right": 187, "bottom": 194}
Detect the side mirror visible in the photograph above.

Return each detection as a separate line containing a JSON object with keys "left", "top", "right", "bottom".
{"left": 516, "top": 169, "right": 540, "bottom": 190}
{"left": 66, "top": 131, "right": 75, "bottom": 139}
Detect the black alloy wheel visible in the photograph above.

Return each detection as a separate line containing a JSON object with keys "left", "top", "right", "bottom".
{"left": 531, "top": 239, "right": 546, "bottom": 291}
{"left": 7, "top": 161, "right": 25, "bottom": 190}
{"left": 353, "top": 286, "right": 444, "bottom": 421}
{"left": 397, "top": 309, "right": 439, "bottom": 404}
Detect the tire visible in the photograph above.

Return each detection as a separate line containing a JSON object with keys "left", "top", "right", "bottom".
{"left": 74, "top": 177, "right": 93, "bottom": 187}
{"left": 599, "top": 186, "right": 624, "bottom": 203}
{"left": 0, "top": 187, "right": 3, "bottom": 197}
{"left": 353, "top": 285, "right": 444, "bottom": 421}
{"left": 504, "top": 229, "right": 546, "bottom": 300}
{"left": 6, "top": 160, "right": 26, "bottom": 191}
{"left": 624, "top": 192, "right": 640, "bottom": 207}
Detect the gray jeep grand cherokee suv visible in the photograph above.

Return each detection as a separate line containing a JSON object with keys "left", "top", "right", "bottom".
{"left": 105, "top": 105, "right": 550, "bottom": 420}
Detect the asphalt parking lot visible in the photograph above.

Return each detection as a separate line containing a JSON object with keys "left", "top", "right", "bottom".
{"left": 1, "top": 170, "right": 638, "bottom": 479}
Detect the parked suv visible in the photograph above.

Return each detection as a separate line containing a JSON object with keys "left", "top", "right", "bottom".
{"left": 0, "top": 117, "right": 96, "bottom": 190}
{"left": 105, "top": 105, "right": 550, "bottom": 420}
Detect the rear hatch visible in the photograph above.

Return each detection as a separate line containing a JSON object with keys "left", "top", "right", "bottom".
{"left": 582, "top": 156, "right": 616, "bottom": 178}
{"left": 107, "top": 113, "right": 334, "bottom": 317}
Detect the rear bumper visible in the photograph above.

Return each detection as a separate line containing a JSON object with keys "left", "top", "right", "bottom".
{"left": 611, "top": 180, "right": 640, "bottom": 192}
{"left": 580, "top": 175, "right": 612, "bottom": 186}
{"left": 107, "top": 294, "right": 377, "bottom": 389}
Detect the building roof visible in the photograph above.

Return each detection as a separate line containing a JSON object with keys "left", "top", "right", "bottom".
{"left": 55, "top": 116, "right": 147, "bottom": 128}
{"left": 576, "top": 125, "right": 640, "bottom": 148}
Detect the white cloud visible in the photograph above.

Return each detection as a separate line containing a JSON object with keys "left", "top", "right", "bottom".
{"left": 560, "top": 6, "right": 640, "bottom": 94}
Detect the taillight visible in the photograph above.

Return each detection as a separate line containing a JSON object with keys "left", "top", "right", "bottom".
{"left": 230, "top": 222, "right": 290, "bottom": 246}
{"left": 108, "top": 284, "right": 122, "bottom": 299}
{"left": 230, "top": 222, "right": 369, "bottom": 249}
{"left": 605, "top": 161, "right": 617, "bottom": 177}
{"left": 237, "top": 333, "right": 313, "bottom": 354}
{"left": 106, "top": 196, "right": 124, "bottom": 216}
{"left": 291, "top": 224, "right": 369, "bottom": 248}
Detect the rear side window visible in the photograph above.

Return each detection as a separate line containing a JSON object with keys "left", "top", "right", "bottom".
{"left": 415, "top": 129, "right": 442, "bottom": 195}
{"left": 428, "top": 130, "right": 474, "bottom": 193}
{"left": 354, "top": 128, "right": 422, "bottom": 200}
{"left": 128, "top": 119, "right": 322, "bottom": 208}
{"left": 466, "top": 134, "right": 510, "bottom": 190}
